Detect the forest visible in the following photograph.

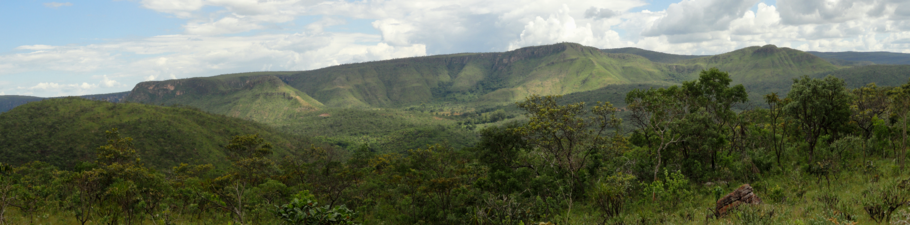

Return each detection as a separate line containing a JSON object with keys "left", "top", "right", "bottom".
{"left": 2, "top": 68, "right": 910, "bottom": 224}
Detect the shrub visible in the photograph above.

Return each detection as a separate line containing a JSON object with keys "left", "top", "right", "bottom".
{"left": 274, "top": 190, "right": 357, "bottom": 225}
{"left": 859, "top": 179, "right": 910, "bottom": 223}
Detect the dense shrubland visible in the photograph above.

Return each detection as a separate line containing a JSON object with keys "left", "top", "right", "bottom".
{"left": 3, "top": 68, "right": 910, "bottom": 224}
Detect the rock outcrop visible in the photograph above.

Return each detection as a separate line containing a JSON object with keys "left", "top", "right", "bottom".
{"left": 715, "top": 184, "right": 762, "bottom": 217}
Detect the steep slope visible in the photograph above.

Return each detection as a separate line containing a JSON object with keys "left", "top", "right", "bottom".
{"left": 127, "top": 75, "right": 323, "bottom": 124}
{"left": 0, "top": 98, "right": 309, "bottom": 170}
{"left": 127, "top": 43, "right": 678, "bottom": 110}
{"left": 809, "top": 51, "right": 910, "bottom": 65}
{"left": 601, "top": 47, "right": 706, "bottom": 63}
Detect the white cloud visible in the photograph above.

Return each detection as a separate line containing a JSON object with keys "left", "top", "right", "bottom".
{"left": 43, "top": 2, "right": 72, "bottom": 8}
{"left": 642, "top": 0, "right": 761, "bottom": 37}
{"left": 101, "top": 75, "right": 121, "bottom": 87}
{"left": 184, "top": 17, "right": 265, "bottom": 35}
{"left": 508, "top": 6, "right": 629, "bottom": 50}
{"left": 585, "top": 7, "right": 619, "bottom": 19}
{"left": 20, "top": 82, "right": 98, "bottom": 90}
{"left": 140, "top": 0, "right": 204, "bottom": 18}
{"left": 9, "top": 0, "right": 910, "bottom": 97}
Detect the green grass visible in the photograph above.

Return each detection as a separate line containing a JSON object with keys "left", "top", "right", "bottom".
{"left": 0, "top": 97, "right": 315, "bottom": 170}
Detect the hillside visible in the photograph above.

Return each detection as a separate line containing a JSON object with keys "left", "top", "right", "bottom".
{"left": 601, "top": 47, "right": 705, "bottom": 63}
{"left": 809, "top": 51, "right": 910, "bottom": 65}
{"left": 126, "top": 43, "right": 680, "bottom": 110}
{"left": 0, "top": 97, "right": 311, "bottom": 170}
{"left": 0, "top": 91, "right": 130, "bottom": 113}
{"left": 127, "top": 75, "right": 323, "bottom": 124}
{"left": 810, "top": 64, "right": 910, "bottom": 88}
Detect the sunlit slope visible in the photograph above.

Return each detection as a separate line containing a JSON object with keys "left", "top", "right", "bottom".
{"left": 0, "top": 98, "right": 306, "bottom": 170}
{"left": 678, "top": 45, "right": 840, "bottom": 83}
{"left": 126, "top": 75, "right": 323, "bottom": 124}
{"left": 601, "top": 47, "right": 706, "bottom": 63}
{"left": 127, "top": 43, "right": 676, "bottom": 110}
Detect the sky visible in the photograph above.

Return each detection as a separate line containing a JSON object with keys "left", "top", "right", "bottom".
{"left": 2, "top": 0, "right": 910, "bottom": 97}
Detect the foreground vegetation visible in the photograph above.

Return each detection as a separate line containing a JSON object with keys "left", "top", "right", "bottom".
{"left": 2, "top": 68, "right": 910, "bottom": 224}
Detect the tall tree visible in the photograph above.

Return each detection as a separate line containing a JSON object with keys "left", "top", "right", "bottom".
{"left": 888, "top": 79, "right": 910, "bottom": 169}
{"left": 514, "top": 95, "right": 623, "bottom": 218}
{"left": 206, "top": 134, "right": 277, "bottom": 225}
{"left": 764, "top": 93, "right": 787, "bottom": 166}
{"left": 850, "top": 83, "right": 890, "bottom": 160}
{"left": 626, "top": 86, "right": 688, "bottom": 183}
{"left": 680, "top": 68, "right": 748, "bottom": 170}
{"left": 784, "top": 76, "right": 851, "bottom": 162}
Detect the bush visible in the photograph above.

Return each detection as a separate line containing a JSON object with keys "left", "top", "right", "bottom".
{"left": 274, "top": 190, "right": 357, "bottom": 225}
{"left": 590, "top": 173, "right": 634, "bottom": 222}
{"left": 859, "top": 179, "right": 910, "bottom": 223}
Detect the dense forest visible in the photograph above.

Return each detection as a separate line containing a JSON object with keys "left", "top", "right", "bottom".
{"left": 3, "top": 68, "right": 910, "bottom": 224}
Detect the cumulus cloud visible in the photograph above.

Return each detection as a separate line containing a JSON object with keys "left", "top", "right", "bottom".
{"left": 43, "top": 2, "right": 72, "bottom": 8}
{"left": 777, "top": 0, "right": 877, "bottom": 25}
{"left": 508, "top": 6, "right": 628, "bottom": 50}
{"left": 101, "top": 76, "right": 121, "bottom": 88}
{"left": 643, "top": 0, "right": 761, "bottom": 37}
{"left": 585, "top": 7, "right": 618, "bottom": 19}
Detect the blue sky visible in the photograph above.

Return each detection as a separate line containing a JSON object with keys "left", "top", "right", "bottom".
{"left": 2, "top": 0, "right": 909, "bottom": 97}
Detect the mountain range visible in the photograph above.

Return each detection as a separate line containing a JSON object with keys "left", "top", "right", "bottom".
{"left": 4, "top": 42, "right": 910, "bottom": 168}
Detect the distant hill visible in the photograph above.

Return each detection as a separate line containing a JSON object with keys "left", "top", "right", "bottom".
{"left": 0, "top": 95, "right": 44, "bottom": 112}
{"left": 809, "top": 51, "right": 910, "bottom": 65}
{"left": 0, "top": 91, "right": 130, "bottom": 113}
{"left": 810, "top": 65, "right": 910, "bottom": 88}
{"left": 601, "top": 47, "right": 705, "bottom": 63}
{"left": 0, "top": 98, "right": 311, "bottom": 170}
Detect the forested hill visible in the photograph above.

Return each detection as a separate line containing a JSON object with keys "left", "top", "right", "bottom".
{"left": 125, "top": 43, "right": 843, "bottom": 111}
{"left": 809, "top": 51, "right": 910, "bottom": 65}
{"left": 0, "top": 97, "right": 313, "bottom": 170}
{"left": 0, "top": 91, "right": 130, "bottom": 113}
{"left": 126, "top": 43, "right": 681, "bottom": 109}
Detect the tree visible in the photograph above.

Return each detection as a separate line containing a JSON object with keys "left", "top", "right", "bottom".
{"left": 679, "top": 68, "right": 748, "bottom": 170}
{"left": 0, "top": 163, "right": 12, "bottom": 225}
{"left": 850, "top": 83, "right": 889, "bottom": 160}
{"left": 626, "top": 86, "right": 688, "bottom": 183}
{"left": 514, "top": 95, "right": 624, "bottom": 217}
{"left": 206, "top": 134, "right": 277, "bottom": 225}
{"left": 764, "top": 93, "right": 786, "bottom": 166}
{"left": 783, "top": 76, "right": 851, "bottom": 162}
{"left": 888, "top": 79, "right": 910, "bottom": 169}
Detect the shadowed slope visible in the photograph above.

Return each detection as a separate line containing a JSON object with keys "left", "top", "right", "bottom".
{"left": 0, "top": 98, "right": 307, "bottom": 170}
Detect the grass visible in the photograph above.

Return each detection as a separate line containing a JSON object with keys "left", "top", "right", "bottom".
{"left": 549, "top": 156, "right": 909, "bottom": 225}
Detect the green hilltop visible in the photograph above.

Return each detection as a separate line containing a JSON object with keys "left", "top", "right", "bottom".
{"left": 0, "top": 97, "right": 312, "bottom": 170}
